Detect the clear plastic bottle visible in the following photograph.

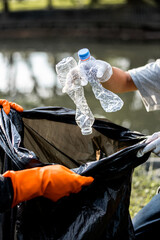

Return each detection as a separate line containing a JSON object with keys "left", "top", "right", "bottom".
{"left": 56, "top": 57, "right": 94, "bottom": 135}
{"left": 78, "top": 48, "right": 124, "bottom": 112}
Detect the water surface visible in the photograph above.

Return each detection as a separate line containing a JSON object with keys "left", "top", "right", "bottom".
{"left": 0, "top": 38, "right": 159, "bottom": 135}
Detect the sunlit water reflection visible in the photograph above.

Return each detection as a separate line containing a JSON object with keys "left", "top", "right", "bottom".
{"left": 0, "top": 39, "right": 159, "bottom": 135}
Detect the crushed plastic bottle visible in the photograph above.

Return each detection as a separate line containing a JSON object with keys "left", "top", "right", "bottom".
{"left": 78, "top": 48, "right": 124, "bottom": 112}
{"left": 56, "top": 57, "right": 94, "bottom": 135}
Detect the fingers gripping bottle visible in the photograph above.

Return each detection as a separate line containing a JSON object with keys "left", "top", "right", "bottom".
{"left": 78, "top": 48, "right": 124, "bottom": 112}
{"left": 56, "top": 57, "right": 94, "bottom": 135}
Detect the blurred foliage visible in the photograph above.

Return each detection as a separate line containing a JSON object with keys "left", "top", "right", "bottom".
{"left": 130, "top": 164, "right": 160, "bottom": 219}
{"left": 0, "top": 0, "right": 160, "bottom": 13}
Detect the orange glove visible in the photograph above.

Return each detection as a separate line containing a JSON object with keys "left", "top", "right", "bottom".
{"left": 0, "top": 99, "right": 23, "bottom": 115}
{"left": 3, "top": 165, "right": 94, "bottom": 208}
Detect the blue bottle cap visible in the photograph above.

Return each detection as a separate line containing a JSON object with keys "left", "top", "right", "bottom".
{"left": 78, "top": 48, "right": 90, "bottom": 61}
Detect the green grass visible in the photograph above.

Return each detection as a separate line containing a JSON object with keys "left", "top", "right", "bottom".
{"left": 130, "top": 164, "right": 160, "bottom": 219}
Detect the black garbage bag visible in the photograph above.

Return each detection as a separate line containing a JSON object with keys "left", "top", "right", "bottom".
{"left": 0, "top": 107, "right": 150, "bottom": 240}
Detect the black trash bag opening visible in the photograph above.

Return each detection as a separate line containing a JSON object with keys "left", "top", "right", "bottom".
{"left": 0, "top": 107, "right": 150, "bottom": 240}
{"left": 21, "top": 106, "right": 146, "bottom": 169}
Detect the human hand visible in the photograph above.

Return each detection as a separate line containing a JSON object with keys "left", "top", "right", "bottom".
{"left": 138, "top": 132, "right": 160, "bottom": 157}
{"left": 42, "top": 165, "right": 94, "bottom": 202}
{"left": 3, "top": 165, "right": 94, "bottom": 207}
{"left": 94, "top": 60, "right": 113, "bottom": 83}
{"left": 0, "top": 99, "right": 23, "bottom": 115}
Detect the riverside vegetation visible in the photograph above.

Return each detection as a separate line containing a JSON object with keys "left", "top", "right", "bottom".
{"left": 130, "top": 163, "right": 160, "bottom": 218}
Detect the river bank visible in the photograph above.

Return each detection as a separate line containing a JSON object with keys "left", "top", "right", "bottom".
{"left": 0, "top": 5, "right": 160, "bottom": 40}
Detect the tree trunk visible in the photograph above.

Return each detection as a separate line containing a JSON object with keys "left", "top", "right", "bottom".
{"left": 48, "top": 0, "right": 53, "bottom": 9}
{"left": 90, "top": 0, "right": 99, "bottom": 6}
{"left": 2, "top": 0, "right": 9, "bottom": 14}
